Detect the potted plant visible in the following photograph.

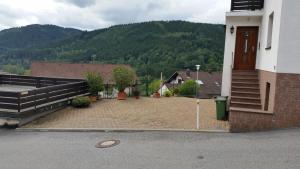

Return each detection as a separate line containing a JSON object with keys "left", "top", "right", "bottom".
{"left": 113, "top": 66, "right": 135, "bottom": 100}
{"left": 86, "top": 72, "right": 104, "bottom": 102}
{"left": 132, "top": 89, "right": 140, "bottom": 99}
{"left": 153, "top": 92, "right": 160, "bottom": 98}
{"left": 149, "top": 79, "right": 161, "bottom": 98}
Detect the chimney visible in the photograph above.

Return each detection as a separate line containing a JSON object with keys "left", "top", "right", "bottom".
{"left": 186, "top": 68, "right": 191, "bottom": 77}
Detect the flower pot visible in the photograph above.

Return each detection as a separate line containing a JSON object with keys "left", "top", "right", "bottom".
{"left": 97, "top": 95, "right": 102, "bottom": 101}
{"left": 117, "top": 91, "right": 127, "bottom": 100}
{"left": 153, "top": 92, "right": 160, "bottom": 98}
{"left": 89, "top": 96, "right": 97, "bottom": 102}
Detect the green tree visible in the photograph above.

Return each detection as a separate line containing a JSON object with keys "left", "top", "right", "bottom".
{"left": 2, "top": 64, "right": 26, "bottom": 75}
{"left": 149, "top": 79, "right": 161, "bottom": 94}
{"left": 113, "top": 66, "right": 135, "bottom": 92}
{"left": 86, "top": 72, "right": 104, "bottom": 96}
{"left": 179, "top": 80, "right": 200, "bottom": 97}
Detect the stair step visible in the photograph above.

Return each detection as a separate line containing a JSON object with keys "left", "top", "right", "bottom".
{"left": 232, "top": 79, "right": 258, "bottom": 84}
{"left": 231, "top": 86, "right": 259, "bottom": 92}
{"left": 232, "top": 81, "right": 259, "bottom": 85}
{"left": 232, "top": 82, "right": 259, "bottom": 87}
{"left": 232, "top": 75, "right": 259, "bottom": 80}
{"left": 231, "top": 91, "right": 260, "bottom": 97}
{"left": 231, "top": 101, "right": 262, "bottom": 109}
{"left": 232, "top": 77, "right": 258, "bottom": 80}
{"left": 232, "top": 86, "right": 259, "bottom": 90}
{"left": 232, "top": 72, "right": 258, "bottom": 75}
{"left": 232, "top": 91, "right": 260, "bottom": 94}
{"left": 230, "top": 107, "right": 270, "bottom": 114}
{"left": 231, "top": 101, "right": 261, "bottom": 106}
{"left": 231, "top": 96, "right": 260, "bottom": 100}
{"left": 232, "top": 72, "right": 258, "bottom": 76}
{"left": 232, "top": 70, "right": 258, "bottom": 73}
{"left": 231, "top": 96, "right": 261, "bottom": 103}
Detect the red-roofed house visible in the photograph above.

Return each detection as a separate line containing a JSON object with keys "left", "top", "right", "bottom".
{"left": 31, "top": 61, "right": 138, "bottom": 98}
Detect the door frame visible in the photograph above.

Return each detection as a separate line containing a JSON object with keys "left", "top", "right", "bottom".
{"left": 233, "top": 26, "right": 259, "bottom": 70}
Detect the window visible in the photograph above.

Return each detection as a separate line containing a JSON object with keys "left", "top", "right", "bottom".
{"left": 264, "top": 82, "right": 271, "bottom": 111}
{"left": 266, "top": 12, "right": 274, "bottom": 49}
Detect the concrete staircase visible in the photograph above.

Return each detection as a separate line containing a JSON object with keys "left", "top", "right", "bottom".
{"left": 230, "top": 70, "right": 262, "bottom": 110}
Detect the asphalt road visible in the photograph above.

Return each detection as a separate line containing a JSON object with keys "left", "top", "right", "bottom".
{"left": 0, "top": 129, "right": 300, "bottom": 169}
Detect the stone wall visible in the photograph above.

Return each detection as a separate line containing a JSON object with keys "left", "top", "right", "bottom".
{"left": 230, "top": 71, "right": 300, "bottom": 132}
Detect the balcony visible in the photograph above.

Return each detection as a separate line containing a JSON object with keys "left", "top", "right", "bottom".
{"left": 231, "top": 0, "right": 264, "bottom": 11}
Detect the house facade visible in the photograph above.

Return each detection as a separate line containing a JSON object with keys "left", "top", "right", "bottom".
{"left": 160, "top": 70, "right": 222, "bottom": 99}
{"left": 222, "top": 0, "right": 300, "bottom": 132}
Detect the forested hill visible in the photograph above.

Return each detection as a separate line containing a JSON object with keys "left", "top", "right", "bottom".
{"left": 0, "top": 24, "right": 82, "bottom": 49}
{"left": 0, "top": 21, "right": 225, "bottom": 79}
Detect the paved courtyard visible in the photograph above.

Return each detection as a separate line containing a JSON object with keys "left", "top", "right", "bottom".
{"left": 22, "top": 97, "right": 229, "bottom": 131}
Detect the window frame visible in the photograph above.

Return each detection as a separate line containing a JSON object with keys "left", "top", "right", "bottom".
{"left": 266, "top": 12, "right": 274, "bottom": 50}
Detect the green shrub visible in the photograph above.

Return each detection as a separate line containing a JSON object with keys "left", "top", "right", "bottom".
{"left": 164, "top": 91, "right": 172, "bottom": 97}
{"left": 171, "top": 88, "right": 179, "bottom": 96}
{"left": 3, "top": 64, "right": 26, "bottom": 75}
{"left": 86, "top": 72, "right": 104, "bottom": 96}
{"left": 113, "top": 66, "right": 135, "bottom": 92}
{"left": 149, "top": 79, "right": 161, "bottom": 94}
{"left": 179, "top": 80, "right": 200, "bottom": 97}
{"left": 72, "top": 96, "right": 91, "bottom": 108}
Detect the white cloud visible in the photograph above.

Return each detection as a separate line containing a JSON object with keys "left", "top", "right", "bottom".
{"left": 0, "top": 0, "right": 231, "bottom": 31}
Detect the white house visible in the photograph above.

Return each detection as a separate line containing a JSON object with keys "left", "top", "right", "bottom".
{"left": 222, "top": 0, "right": 300, "bottom": 132}
{"left": 159, "top": 70, "right": 222, "bottom": 99}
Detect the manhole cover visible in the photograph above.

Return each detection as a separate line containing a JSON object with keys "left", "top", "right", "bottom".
{"left": 197, "top": 155, "right": 204, "bottom": 160}
{"left": 95, "top": 140, "right": 120, "bottom": 148}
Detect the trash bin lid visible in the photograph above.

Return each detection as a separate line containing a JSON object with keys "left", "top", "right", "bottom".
{"left": 215, "top": 96, "right": 227, "bottom": 101}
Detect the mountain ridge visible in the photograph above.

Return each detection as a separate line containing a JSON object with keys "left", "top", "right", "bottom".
{"left": 0, "top": 21, "right": 225, "bottom": 79}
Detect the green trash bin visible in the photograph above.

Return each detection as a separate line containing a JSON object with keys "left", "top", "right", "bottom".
{"left": 215, "top": 96, "right": 227, "bottom": 120}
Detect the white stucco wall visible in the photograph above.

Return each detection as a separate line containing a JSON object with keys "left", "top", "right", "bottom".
{"left": 256, "top": 0, "right": 283, "bottom": 72}
{"left": 158, "top": 85, "right": 170, "bottom": 96}
{"left": 221, "top": 0, "right": 285, "bottom": 96}
{"left": 221, "top": 16, "right": 263, "bottom": 96}
{"left": 276, "top": 0, "right": 300, "bottom": 74}
{"left": 170, "top": 76, "right": 183, "bottom": 84}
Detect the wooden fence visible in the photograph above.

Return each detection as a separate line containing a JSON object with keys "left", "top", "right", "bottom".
{"left": 0, "top": 74, "right": 81, "bottom": 88}
{"left": 231, "top": 0, "right": 264, "bottom": 11}
{"left": 0, "top": 75, "right": 88, "bottom": 121}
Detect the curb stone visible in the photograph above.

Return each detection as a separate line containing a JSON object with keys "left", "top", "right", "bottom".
{"left": 15, "top": 128, "right": 229, "bottom": 133}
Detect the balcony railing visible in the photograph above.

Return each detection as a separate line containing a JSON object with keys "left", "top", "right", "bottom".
{"left": 231, "top": 0, "right": 264, "bottom": 11}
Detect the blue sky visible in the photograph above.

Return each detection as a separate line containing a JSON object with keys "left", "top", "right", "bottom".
{"left": 0, "top": 0, "right": 230, "bottom": 30}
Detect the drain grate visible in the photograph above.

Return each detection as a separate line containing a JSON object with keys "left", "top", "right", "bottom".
{"left": 95, "top": 140, "right": 120, "bottom": 148}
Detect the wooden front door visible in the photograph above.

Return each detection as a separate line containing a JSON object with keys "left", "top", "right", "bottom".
{"left": 234, "top": 27, "right": 259, "bottom": 70}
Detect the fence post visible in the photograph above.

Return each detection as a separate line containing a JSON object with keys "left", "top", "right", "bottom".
{"left": 251, "top": 0, "right": 255, "bottom": 10}
{"left": 261, "top": 0, "right": 264, "bottom": 9}
{"left": 36, "top": 77, "right": 41, "bottom": 88}
{"left": 17, "top": 93, "right": 21, "bottom": 114}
